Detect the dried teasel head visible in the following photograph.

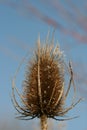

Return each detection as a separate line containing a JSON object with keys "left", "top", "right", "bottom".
{"left": 23, "top": 39, "right": 65, "bottom": 118}
{"left": 12, "top": 34, "right": 82, "bottom": 130}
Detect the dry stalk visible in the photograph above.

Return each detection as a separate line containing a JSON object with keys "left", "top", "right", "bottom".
{"left": 40, "top": 115, "right": 47, "bottom": 130}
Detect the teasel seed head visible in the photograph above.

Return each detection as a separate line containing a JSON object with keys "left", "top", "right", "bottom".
{"left": 22, "top": 36, "right": 65, "bottom": 118}
{"left": 12, "top": 34, "right": 82, "bottom": 130}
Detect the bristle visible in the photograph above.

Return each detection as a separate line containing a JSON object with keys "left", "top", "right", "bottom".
{"left": 23, "top": 39, "right": 65, "bottom": 117}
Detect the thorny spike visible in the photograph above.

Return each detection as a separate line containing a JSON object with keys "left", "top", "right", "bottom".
{"left": 12, "top": 33, "right": 82, "bottom": 130}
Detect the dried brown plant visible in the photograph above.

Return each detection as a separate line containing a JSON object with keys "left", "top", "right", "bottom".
{"left": 12, "top": 34, "right": 82, "bottom": 130}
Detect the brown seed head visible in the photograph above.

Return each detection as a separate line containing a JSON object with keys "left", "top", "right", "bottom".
{"left": 22, "top": 37, "right": 65, "bottom": 118}
{"left": 12, "top": 35, "right": 82, "bottom": 121}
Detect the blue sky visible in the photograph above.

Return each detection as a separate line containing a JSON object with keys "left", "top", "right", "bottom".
{"left": 0, "top": 0, "right": 87, "bottom": 130}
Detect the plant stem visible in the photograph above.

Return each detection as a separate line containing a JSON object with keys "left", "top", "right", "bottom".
{"left": 40, "top": 115, "right": 48, "bottom": 130}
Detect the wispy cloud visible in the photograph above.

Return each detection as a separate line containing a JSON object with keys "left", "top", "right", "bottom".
{"left": 1, "top": 0, "right": 87, "bottom": 43}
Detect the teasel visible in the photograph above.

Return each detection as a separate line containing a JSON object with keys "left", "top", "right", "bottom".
{"left": 12, "top": 34, "right": 82, "bottom": 130}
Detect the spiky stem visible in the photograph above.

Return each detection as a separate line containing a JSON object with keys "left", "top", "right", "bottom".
{"left": 40, "top": 115, "right": 48, "bottom": 130}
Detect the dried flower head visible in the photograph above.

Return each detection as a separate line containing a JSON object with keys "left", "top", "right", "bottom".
{"left": 12, "top": 34, "right": 82, "bottom": 130}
